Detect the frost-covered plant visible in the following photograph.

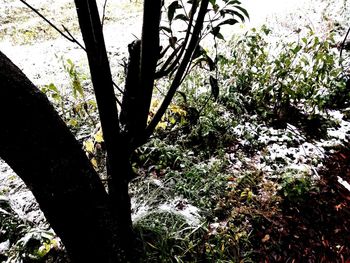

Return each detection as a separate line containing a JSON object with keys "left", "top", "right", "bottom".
{"left": 219, "top": 25, "right": 347, "bottom": 119}
{"left": 40, "top": 58, "right": 98, "bottom": 138}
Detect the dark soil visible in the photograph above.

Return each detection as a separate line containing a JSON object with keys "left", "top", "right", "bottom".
{"left": 252, "top": 143, "right": 350, "bottom": 262}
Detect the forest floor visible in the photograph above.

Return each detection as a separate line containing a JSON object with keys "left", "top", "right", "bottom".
{"left": 1, "top": 0, "right": 350, "bottom": 262}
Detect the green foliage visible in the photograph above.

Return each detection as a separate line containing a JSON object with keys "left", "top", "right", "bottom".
{"left": 157, "top": 0, "right": 249, "bottom": 104}
{"left": 279, "top": 171, "right": 313, "bottom": 205}
{"left": 138, "top": 138, "right": 185, "bottom": 170}
{"left": 136, "top": 137, "right": 230, "bottom": 210}
{"left": 167, "top": 160, "right": 229, "bottom": 210}
{"left": 219, "top": 26, "right": 348, "bottom": 120}
{"left": 203, "top": 222, "right": 252, "bottom": 263}
{"left": 40, "top": 58, "right": 98, "bottom": 137}
{"left": 0, "top": 194, "right": 61, "bottom": 263}
{"left": 135, "top": 211, "right": 206, "bottom": 263}
{"left": 7, "top": 229, "right": 59, "bottom": 262}
{"left": 164, "top": 0, "right": 248, "bottom": 40}
{"left": 0, "top": 195, "right": 28, "bottom": 245}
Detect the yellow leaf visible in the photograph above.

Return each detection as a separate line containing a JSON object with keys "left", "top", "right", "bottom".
{"left": 68, "top": 119, "right": 78, "bottom": 127}
{"left": 151, "top": 99, "right": 160, "bottom": 108}
{"left": 84, "top": 139, "right": 94, "bottom": 153}
{"left": 156, "top": 121, "right": 167, "bottom": 130}
{"left": 170, "top": 105, "right": 187, "bottom": 116}
{"left": 37, "top": 243, "right": 51, "bottom": 257}
{"left": 91, "top": 158, "right": 98, "bottom": 168}
{"left": 94, "top": 129, "right": 104, "bottom": 143}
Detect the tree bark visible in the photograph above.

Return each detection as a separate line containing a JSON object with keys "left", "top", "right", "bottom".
{"left": 73, "top": 1, "right": 134, "bottom": 258}
{"left": 120, "top": 39, "right": 141, "bottom": 142}
{"left": 137, "top": 0, "right": 162, "bottom": 135}
{"left": 0, "top": 51, "right": 124, "bottom": 262}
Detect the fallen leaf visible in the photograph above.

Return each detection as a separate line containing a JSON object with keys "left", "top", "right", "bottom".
{"left": 262, "top": 234, "right": 270, "bottom": 243}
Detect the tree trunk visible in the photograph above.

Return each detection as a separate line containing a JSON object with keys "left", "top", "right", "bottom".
{"left": 0, "top": 51, "right": 125, "bottom": 262}
{"left": 73, "top": 0, "right": 134, "bottom": 257}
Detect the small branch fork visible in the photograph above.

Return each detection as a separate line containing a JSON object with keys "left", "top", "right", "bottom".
{"left": 143, "top": 0, "right": 210, "bottom": 142}
{"left": 19, "top": 0, "right": 86, "bottom": 51}
{"left": 19, "top": 0, "right": 123, "bottom": 105}
{"left": 340, "top": 26, "right": 350, "bottom": 64}
{"left": 101, "top": 0, "right": 109, "bottom": 29}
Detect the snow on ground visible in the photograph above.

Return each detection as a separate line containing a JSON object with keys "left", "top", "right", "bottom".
{"left": 0, "top": 160, "right": 46, "bottom": 226}
{"left": 132, "top": 197, "right": 202, "bottom": 226}
{"left": 0, "top": 0, "right": 142, "bottom": 88}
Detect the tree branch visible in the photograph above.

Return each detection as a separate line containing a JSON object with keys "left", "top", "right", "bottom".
{"left": 20, "top": 0, "right": 124, "bottom": 103}
{"left": 20, "top": 0, "right": 86, "bottom": 51}
{"left": 154, "top": 1, "right": 199, "bottom": 80}
{"left": 136, "top": 0, "right": 163, "bottom": 134}
{"left": 101, "top": 0, "right": 109, "bottom": 29}
{"left": 142, "top": 0, "right": 209, "bottom": 144}
{"left": 340, "top": 26, "right": 350, "bottom": 63}
{"left": 74, "top": 0, "right": 133, "bottom": 258}
{"left": 155, "top": 44, "right": 182, "bottom": 78}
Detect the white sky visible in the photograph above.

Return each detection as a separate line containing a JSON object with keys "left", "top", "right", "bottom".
{"left": 242, "top": 0, "right": 308, "bottom": 26}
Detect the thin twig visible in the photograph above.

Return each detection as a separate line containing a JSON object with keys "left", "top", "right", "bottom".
{"left": 101, "top": 0, "right": 108, "bottom": 29}
{"left": 62, "top": 25, "right": 86, "bottom": 51}
{"left": 20, "top": 0, "right": 85, "bottom": 49}
{"left": 113, "top": 81, "right": 124, "bottom": 94}
{"left": 20, "top": 0, "right": 123, "bottom": 106}
{"left": 340, "top": 26, "right": 350, "bottom": 65}
{"left": 144, "top": 0, "right": 208, "bottom": 141}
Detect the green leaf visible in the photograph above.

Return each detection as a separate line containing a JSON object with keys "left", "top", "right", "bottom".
{"left": 87, "top": 99, "right": 97, "bottom": 108}
{"left": 72, "top": 78, "right": 84, "bottom": 98}
{"left": 160, "top": 26, "right": 172, "bottom": 34}
{"left": 94, "top": 129, "right": 104, "bottom": 143}
{"left": 168, "top": 1, "right": 182, "bottom": 23}
{"left": 224, "top": 0, "right": 241, "bottom": 4}
{"left": 314, "top": 36, "right": 320, "bottom": 45}
{"left": 51, "top": 93, "right": 61, "bottom": 102}
{"left": 174, "top": 14, "right": 189, "bottom": 21}
{"left": 169, "top": 116, "right": 176, "bottom": 124}
{"left": 47, "top": 83, "right": 58, "bottom": 93}
{"left": 217, "top": 18, "right": 239, "bottom": 27}
{"left": 66, "top": 58, "right": 74, "bottom": 67}
{"left": 292, "top": 45, "right": 302, "bottom": 54}
{"left": 68, "top": 118, "right": 78, "bottom": 127}
{"left": 215, "top": 32, "right": 225, "bottom": 40}
{"left": 212, "top": 3, "right": 220, "bottom": 12}
{"left": 222, "top": 8, "right": 246, "bottom": 22}
{"left": 233, "top": 5, "right": 249, "bottom": 20}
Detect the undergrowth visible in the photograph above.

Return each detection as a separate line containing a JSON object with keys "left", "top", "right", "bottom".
{"left": 129, "top": 23, "right": 350, "bottom": 262}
